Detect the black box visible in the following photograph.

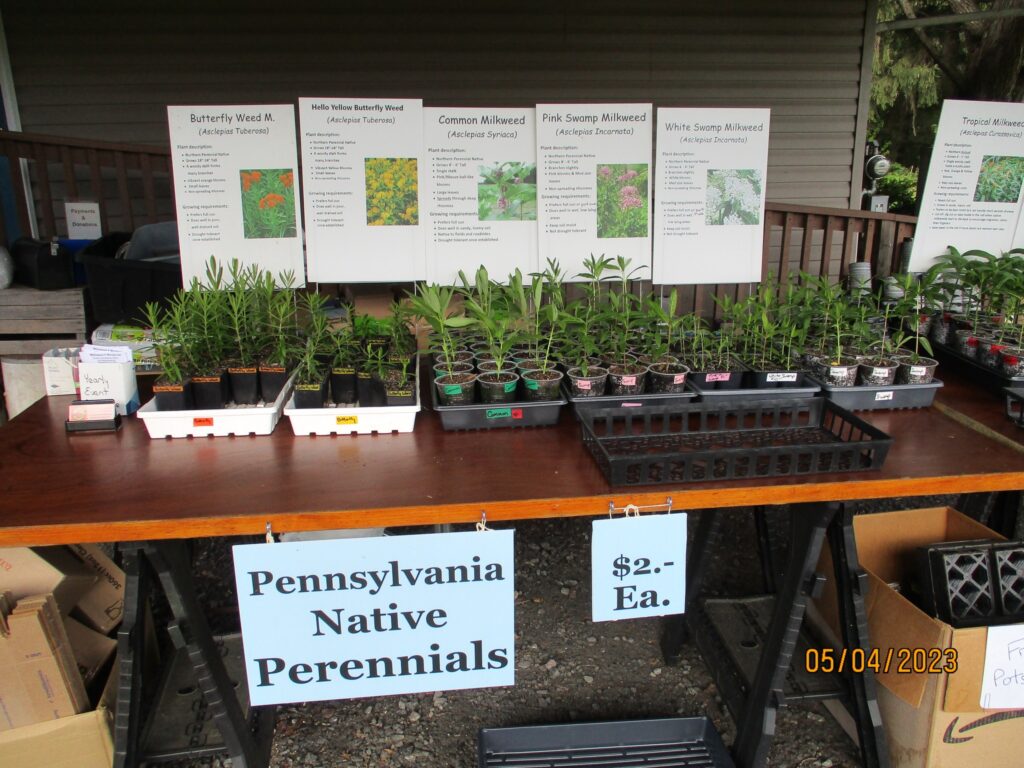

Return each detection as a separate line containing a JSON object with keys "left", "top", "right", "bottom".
{"left": 11, "top": 237, "right": 75, "bottom": 290}
{"left": 76, "top": 233, "right": 182, "bottom": 324}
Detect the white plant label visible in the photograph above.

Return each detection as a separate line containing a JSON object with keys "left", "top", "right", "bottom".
{"left": 981, "top": 623, "right": 1024, "bottom": 709}
{"left": 299, "top": 98, "right": 424, "bottom": 282}
{"left": 423, "top": 108, "right": 538, "bottom": 284}
{"left": 767, "top": 372, "right": 798, "bottom": 383}
{"left": 910, "top": 366, "right": 927, "bottom": 377}
{"left": 874, "top": 391, "right": 894, "bottom": 401}
{"left": 910, "top": 99, "right": 1024, "bottom": 272}
{"left": 233, "top": 530, "right": 514, "bottom": 705}
{"left": 654, "top": 108, "right": 770, "bottom": 284}
{"left": 536, "top": 104, "right": 652, "bottom": 280}
{"left": 592, "top": 514, "right": 687, "bottom": 622}
{"left": 168, "top": 105, "right": 305, "bottom": 285}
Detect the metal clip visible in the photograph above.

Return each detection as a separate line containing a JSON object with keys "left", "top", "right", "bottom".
{"left": 476, "top": 510, "right": 492, "bottom": 532}
{"left": 265, "top": 521, "right": 275, "bottom": 544}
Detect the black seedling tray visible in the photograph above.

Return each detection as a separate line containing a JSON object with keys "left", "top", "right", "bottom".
{"left": 811, "top": 376, "right": 943, "bottom": 410}
{"left": 564, "top": 381, "right": 698, "bottom": 412}
{"left": 1005, "top": 388, "right": 1024, "bottom": 427}
{"left": 430, "top": 380, "right": 565, "bottom": 430}
{"left": 578, "top": 397, "right": 891, "bottom": 487}
{"left": 934, "top": 340, "right": 1024, "bottom": 393}
{"left": 478, "top": 717, "right": 734, "bottom": 768}
{"left": 688, "top": 380, "right": 820, "bottom": 401}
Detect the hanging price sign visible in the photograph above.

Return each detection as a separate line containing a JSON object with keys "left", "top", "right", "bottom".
{"left": 591, "top": 512, "right": 687, "bottom": 622}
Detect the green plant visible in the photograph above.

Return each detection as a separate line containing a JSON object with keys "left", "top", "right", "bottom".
{"left": 477, "top": 162, "right": 537, "bottom": 221}
{"left": 141, "top": 301, "right": 186, "bottom": 385}
{"left": 240, "top": 169, "right": 297, "bottom": 239}
{"left": 224, "top": 260, "right": 264, "bottom": 367}
{"left": 407, "top": 284, "right": 475, "bottom": 378}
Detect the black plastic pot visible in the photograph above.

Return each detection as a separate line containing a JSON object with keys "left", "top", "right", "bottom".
{"left": 435, "top": 372, "right": 477, "bottom": 405}
{"left": 258, "top": 365, "right": 290, "bottom": 403}
{"left": 477, "top": 371, "right": 520, "bottom": 404}
{"left": 357, "top": 371, "right": 387, "bottom": 407}
{"left": 566, "top": 366, "right": 609, "bottom": 398}
{"left": 191, "top": 373, "right": 229, "bottom": 409}
{"left": 293, "top": 376, "right": 329, "bottom": 408}
{"left": 227, "top": 367, "right": 260, "bottom": 405}
{"left": 383, "top": 370, "right": 416, "bottom": 406}
{"left": 648, "top": 363, "right": 690, "bottom": 394}
{"left": 521, "top": 369, "right": 564, "bottom": 401}
{"left": 330, "top": 367, "right": 357, "bottom": 404}
{"left": 152, "top": 378, "right": 192, "bottom": 411}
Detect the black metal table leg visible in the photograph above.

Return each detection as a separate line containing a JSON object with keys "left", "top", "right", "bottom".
{"left": 828, "top": 505, "right": 889, "bottom": 768}
{"left": 732, "top": 502, "right": 835, "bottom": 768}
{"left": 113, "top": 545, "right": 148, "bottom": 768}
{"left": 661, "top": 509, "right": 722, "bottom": 665}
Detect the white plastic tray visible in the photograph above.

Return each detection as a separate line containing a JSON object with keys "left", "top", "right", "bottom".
{"left": 136, "top": 374, "right": 294, "bottom": 439}
{"left": 284, "top": 368, "right": 420, "bottom": 436}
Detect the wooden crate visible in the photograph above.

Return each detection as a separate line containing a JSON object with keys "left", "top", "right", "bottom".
{"left": 0, "top": 285, "right": 87, "bottom": 355}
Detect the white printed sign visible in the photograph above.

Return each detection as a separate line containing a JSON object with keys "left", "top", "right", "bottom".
{"left": 910, "top": 99, "right": 1024, "bottom": 272}
{"left": 167, "top": 105, "right": 304, "bottom": 285}
{"left": 424, "top": 108, "right": 538, "bottom": 285}
{"left": 233, "top": 530, "right": 514, "bottom": 705}
{"left": 591, "top": 514, "right": 687, "bottom": 622}
{"left": 536, "top": 103, "right": 652, "bottom": 280}
{"left": 64, "top": 201, "right": 102, "bottom": 239}
{"left": 981, "top": 623, "right": 1024, "bottom": 709}
{"left": 299, "top": 98, "right": 424, "bottom": 282}
{"left": 654, "top": 108, "right": 770, "bottom": 284}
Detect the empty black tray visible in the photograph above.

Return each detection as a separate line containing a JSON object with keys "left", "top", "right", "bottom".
{"left": 479, "top": 717, "right": 734, "bottom": 768}
{"left": 578, "top": 397, "right": 892, "bottom": 487}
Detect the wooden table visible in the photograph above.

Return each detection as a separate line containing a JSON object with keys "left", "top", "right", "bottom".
{"left": 1, "top": 368, "right": 1022, "bottom": 768}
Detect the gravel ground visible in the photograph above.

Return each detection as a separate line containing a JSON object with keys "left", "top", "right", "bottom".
{"left": 146, "top": 498, "right": 988, "bottom": 768}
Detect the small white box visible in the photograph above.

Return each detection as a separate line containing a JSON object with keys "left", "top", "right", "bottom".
{"left": 41, "top": 348, "right": 80, "bottom": 396}
{"left": 77, "top": 361, "right": 139, "bottom": 416}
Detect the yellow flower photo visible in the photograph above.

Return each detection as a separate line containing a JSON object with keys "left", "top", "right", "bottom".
{"left": 365, "top": 157, "right": 419, "bottom": 226}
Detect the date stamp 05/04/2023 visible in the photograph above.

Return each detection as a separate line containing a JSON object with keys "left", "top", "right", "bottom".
{"left": 805, "top": 647, "right": 959, "bottom": 675}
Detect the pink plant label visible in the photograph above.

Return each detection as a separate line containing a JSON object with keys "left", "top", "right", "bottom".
{"left": 622, "top": 403, "right": 642, "bottom": 408}
{"left": 577, "top": 379, "right": 592, "bottom": 390}
{"left": 673, "top": 374, "right": 687, "bottom": 384}
{"left": 621, "top": 376, "right": 637, "bottom": 386}
{"left": 992, "top": 345, "right": 1005, "bottom": 353}
{"left": 968, "top": 337, "right": 978, "bottom": 347}
{"left": 910, "top": 366, "right": 927, "bottom": 377}
{"left": 767, "top": 372, "right": 798, "bottom": 383}
{"left": 707, "top": 372, "right": 731, "bottom": 382}
{"left": 874, "top": 391, "right": 894, "bottom": 402}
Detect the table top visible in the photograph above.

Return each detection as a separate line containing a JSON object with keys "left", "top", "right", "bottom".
{"left": 1, "top": 368, "right": 1022, "bottom": 547}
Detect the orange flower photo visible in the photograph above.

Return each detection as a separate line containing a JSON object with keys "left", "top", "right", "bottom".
{"left": 239, "top": 167, "right": 297, "bottom": 239}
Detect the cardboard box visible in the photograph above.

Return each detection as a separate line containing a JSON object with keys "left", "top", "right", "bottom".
{"left": 41, "top": 348, "right": 80, "bottom": 396}
{"left": 0, "top": 660, "right": 114, "bottom": 768}
{"left": 66, "top": 544, "right": 125, "bottom": 634}
{"left": 0, "top": 594, "right": 89, "bottom": 731}
{"left": 816, "top": 507, "right": 1024, "bottom": 768}
{"left": 63, "top": 616, "right": 116, "bottom": 688}
{"left": 0, "top": 547, "right": 97, "bottom": 615}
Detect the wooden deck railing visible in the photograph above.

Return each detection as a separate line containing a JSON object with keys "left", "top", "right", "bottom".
{"left": 0, "top": 130, "right": 916, "bottom": 316}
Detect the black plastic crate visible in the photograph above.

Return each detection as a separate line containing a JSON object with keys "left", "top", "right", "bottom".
{"left": 913, "top": 540, "right": 1000, "bottom": 628}
{"left": 77, "top": 233, "right": 182, "bottom": 323}
{"left": 479, "top": 717, "right": 734, "bottom": 768}
{"left": 430, "top": 381, "right": 566, "bottom": 430}
{"left": 993, "top": 543, "right": 1024, "bottom": 616}
{"left": 812, "top": 377, "right": 943, "bottom": 411}
{"left": 578, "top": 397, "right": 891, "bottom": 487}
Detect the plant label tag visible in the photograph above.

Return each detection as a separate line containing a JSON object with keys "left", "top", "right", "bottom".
{"left": 525, "top": 379, "right": 540, "bottom": 391}
{"left": 874, "top": 391, "right": 894, "bottom": 402}
{"left": 336, "top": 415, "right": 358, "bottom": 425}
{"left": 673, "top": 374, "right": 687, "bottom": 385}
{"left": 444, "top": 385, "right": 462, "bottom": 395}
{"left": 486, "top": 408, "right": 511, "bottom": 420}
{"left": 829, "top": 367, "right": 845, "bottom": 377}
{"left": 621, "top": 403, "right": 642, "bottom": 408}
{"left": 767, "top": 372, "right": 798, "bottom": 383}
{"left": 910, "top": 366, "right": 927, "bottom": 377}
{"left": 577, "top": 379, "right": 592, "bottom": 391}
{"left": 193, "top": 417, "right": 214, "bottom": 427}
{"left": 621, "top": 376, "right": 637, "bottom": 386}
{"left": 707, "top": 372, "right": 730, "bottom": 382}
{"left": 503, "top": 381, "right": 517, "bottom": 393}
{"left": 232, "top": 530, "right": 515, "bottom": 705}
{"left": 591, "top": 514, "right": 687, "bottom": 622}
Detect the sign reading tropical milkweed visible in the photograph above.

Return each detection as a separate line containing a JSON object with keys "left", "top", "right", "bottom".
{"left": 232, "top": 530, "right": 514, "bottom": 705}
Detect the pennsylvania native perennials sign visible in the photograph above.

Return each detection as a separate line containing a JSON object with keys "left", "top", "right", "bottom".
{"left": 232, "top": 530, "right": 515, "bottom": 705}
